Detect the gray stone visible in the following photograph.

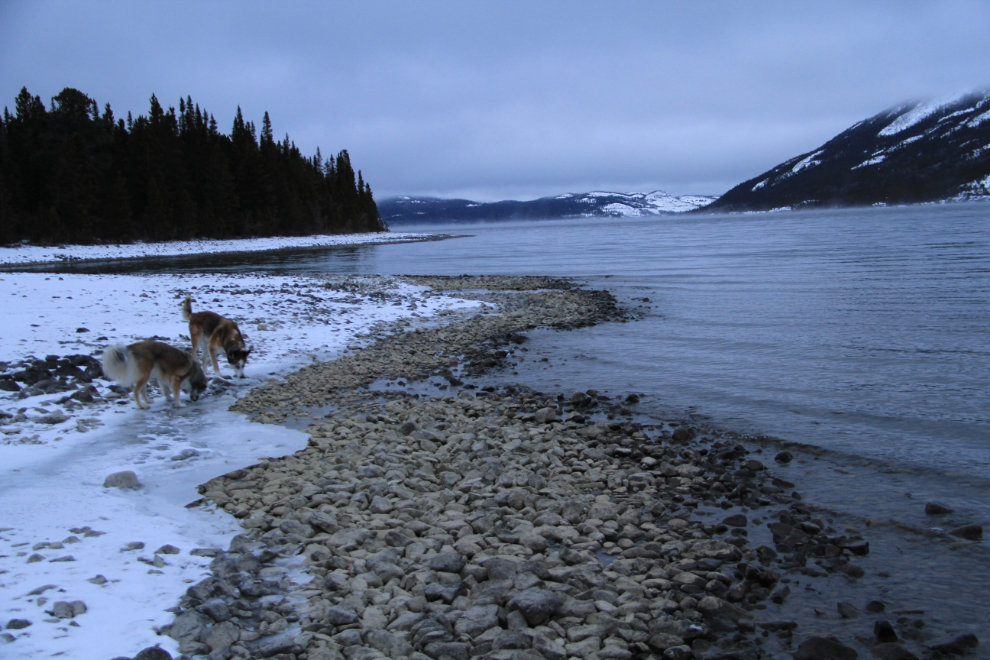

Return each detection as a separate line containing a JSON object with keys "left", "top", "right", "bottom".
{"left": 309, "top": 511, "right": 340, "bottom": 533}
{"left": 51, "top": 602, "right": 74, "bottom": 619}
{"left": 367, "top": 629, "right": 414, "bottom": 657}
{"left": 155, "top": 544, "right": 180, "bottom": 555}
{"left": 103, "top": 470, "right": 140, "bottom": 488}
{"left": 203, "top": 621, "right": 240, "bottom": 651}
{"left": 369, "top": 496, "right": 394, "bottom": 514}
{"left": 6, "top": 619, "right": 31, "bottom": 630}
{"left": 168, "top": 610, "right": 209, "bottom": 645}
{"left": 423, "top": 642, "right": 470, "bottom": 660}
{"left": 454, "top": 604, "right": 499, "bottom": 638}
{"left": 648, "top": 633, "right": 685, "bottom": 651}
{"left": 507, "top": 588, "right": 562, "bottom": 626}
{"left": 279, "top": 519, "right": 315, "bottom": 538}
{"left": 133, "top": 647, "right": 173, "bottom": 660}
{"left": 428, "top": 552, "right": 466, "bottom": 574}
{"left": 325, "top": 606, "right": 359, "bottom": 626}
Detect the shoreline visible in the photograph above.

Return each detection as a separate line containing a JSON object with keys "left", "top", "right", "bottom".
{"left": 155, "top": 277, "right": 977, "bottom": 660}
{"left": 0, "top": 232, "right": 462, "bottom": 270}
{"left": 0, "top": 271, "right": 982, "bottom": 660}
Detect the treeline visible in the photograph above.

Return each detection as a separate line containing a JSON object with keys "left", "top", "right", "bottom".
{"left": 0, "top": 87, "right": 385, "bottom": 245}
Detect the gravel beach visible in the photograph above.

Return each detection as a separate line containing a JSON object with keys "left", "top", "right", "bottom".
{"left": 111, "top": 276, "right": 979, "bottom": 660}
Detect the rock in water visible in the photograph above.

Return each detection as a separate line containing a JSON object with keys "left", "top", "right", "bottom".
{"left": 793, "top": 635, "right": 859, "bottom": 660}
{"left": 948, "top": 524, "right": 982, "bottom": 540}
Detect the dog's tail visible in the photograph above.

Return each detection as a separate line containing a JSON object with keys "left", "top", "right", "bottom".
{"left": 101, "top": 344, "right": 140, "bottom": 387}
{"left": 181, "top": 295, "right": 193, "bottom": 321}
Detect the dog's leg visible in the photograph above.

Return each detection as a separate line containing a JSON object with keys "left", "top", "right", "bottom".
{"left": 133, "top": 374, "right": 151, "bottom": 409}
{"left": 159, "top": 378, "right": 173, "bottom": 402}
{"left": 171, "top": 377, "right": 185, "bottom": 408}
{"left": 209, "top": 342, "right": 222, "bottom": 376}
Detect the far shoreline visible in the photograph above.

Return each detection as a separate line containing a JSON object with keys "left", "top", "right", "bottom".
{"left": 0, "top": 231, "right": 470, "bottom": 272}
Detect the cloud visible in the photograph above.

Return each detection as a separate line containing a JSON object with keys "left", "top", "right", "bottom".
{"left": 3, "top": 0, "right": 989, "bottom": 200}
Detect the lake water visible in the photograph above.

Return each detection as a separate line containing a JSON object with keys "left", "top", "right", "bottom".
{"left": 37, "top": 202, "right": 990, "bottom": 637}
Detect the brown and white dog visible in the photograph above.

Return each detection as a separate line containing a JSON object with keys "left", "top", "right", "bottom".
{"left": 102, "top": 340, "right": 208, "bottom": 409}
{"left": 182, "top": 296, "right": 251, "bottom": 378}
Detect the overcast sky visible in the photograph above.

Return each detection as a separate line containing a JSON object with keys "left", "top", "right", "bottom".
{"left": 2, "top": 1, "right": 989, "bottom": 201}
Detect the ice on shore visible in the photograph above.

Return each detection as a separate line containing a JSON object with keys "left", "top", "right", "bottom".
{"left": 0, "top": 265, "right": 482, "bottom": 658}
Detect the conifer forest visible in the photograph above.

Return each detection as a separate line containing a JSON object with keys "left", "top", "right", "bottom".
{"left": 0, "top": 87, "right": 386, "bottom": 245}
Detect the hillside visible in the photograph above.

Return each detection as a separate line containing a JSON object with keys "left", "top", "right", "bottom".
{"left": 379, "top": 190, "right": 716, "bottom": 224}
{"left": 707, "top": 90, "right": 990, "bottom": 212}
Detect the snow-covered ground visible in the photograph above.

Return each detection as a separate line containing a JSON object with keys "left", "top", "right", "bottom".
{"left": 0, "top": 244, "right": 482, "bottom": 658}
{"left": 0, "top": 231, "right": 427, "bottom": 267}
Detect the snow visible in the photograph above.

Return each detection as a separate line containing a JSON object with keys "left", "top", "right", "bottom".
{"left": 751, "top": 179, "right": 768, "bottom": 192}
{"left": 0, "top": 232, "right": 428, "bottom": 267}
{"left": 852, "top": 154, "right": 887, "bottom": 170}
{"left": 600, "top": 203, "right": 638, "bottom": 216}
{"left": 893, "top": 135, "right": 924, "bottom": 150}
{"left": 0, "top": 240, "right": 482, "bottom": 658}
{"left": 790, "top": 150, "right": 824, "bottom": 174}
{"left": 966, "top": 109, "right": 990, "bottom": 128}
{"left": 878, "top": 93, "right": 966, "bottom": 137}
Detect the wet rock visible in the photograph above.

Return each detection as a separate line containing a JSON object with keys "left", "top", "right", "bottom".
{"left": 874, "top": 620, "right": 898, "bottom": 643}
{"left": 793, "top": 635, "right": 859, "bottom": 660}
{"left": 103, "top": 471, "right": 141, "bottom": 489}
{"left": 948, "top": 524, "right": 983, "bottom": 541}
{"left": 775, "top": 450, "right": 793, "bottom": 463}
{"left": 865, "top": 600, "right": 886, "bottom": 613}
{"left": 924, "top": 502, "right": 954, "bottom": 515}
{"left": 870, "top": 643, "right": 918, "bottom": 660}
{"left": 928, "top": 633, "right": 979, "bottom": 655}
{"left": 837, "top": 602, "right": 859, "bottom": 618}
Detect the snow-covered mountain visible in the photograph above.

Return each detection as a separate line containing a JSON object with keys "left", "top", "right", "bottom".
{"left": 708, "top": 90, "right": 990, "bottom": 212}
{"left": 378, "top": 190, "right": 717, "bottom": 224}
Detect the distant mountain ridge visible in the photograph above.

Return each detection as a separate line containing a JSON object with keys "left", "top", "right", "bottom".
{"left": 707, "top": 90, "right": 990, "bottom": 212}
{"left": 379, "top": 190, "right": 717, "bottom": 224}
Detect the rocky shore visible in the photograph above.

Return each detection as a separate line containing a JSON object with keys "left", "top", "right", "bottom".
{"left": 120, "top": 277, "right": 977, "bottom": 660}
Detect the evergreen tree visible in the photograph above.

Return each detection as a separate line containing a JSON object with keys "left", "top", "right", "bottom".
{"left": 1, "top": 87, "right": 386, "bottom": 244}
